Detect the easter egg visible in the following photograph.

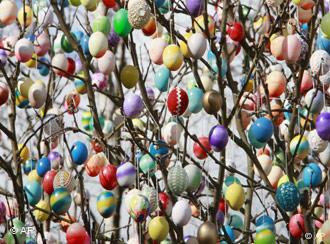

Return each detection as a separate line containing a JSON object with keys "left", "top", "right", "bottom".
{"left": 167, "top": 164, "right": 188, "bottom": 195}
{"left": 88, "top": 32, "right": 108, "bottom": 58}
{"left": 123, "top": 93, "right": 144, "bottom": 118}
{"left": 5, "top": 218, "right": 26, "bottom": 243}
{"left": 158, "top": 192, "right": 172, "bottom": 215}
{"left": 197, "top": 221, "right": 218, "bottom": 244}
{"left": 86, "top": 153, "right": 107, "bottom": 177}
{"left": 33, "top": 200, "right": 50, "bottom": 222}
{"left": 0, "top": 83, "right": 9, "bottom": 106}
{"left": 80, "top": 35, "right": 90, "bottom": 55}
{"left": 28, "top": 82, "right": 47, "bottom": 109}
{"left": 113, "top": 9, "right": 132, "bottom": 37}
{"left": 163, "top": 44, "right": 183, "bottom": 71}
{"left": 139, "top": 154, "right": 156, "bottom": 175}
{"left": 18, "top": 144, "right": 30, "bottom": 162}
{"left": 256, "top": 215, "right": 275, "bottom": 233}
{"left": 52, "top": 53, "right": 68, "bottom": 76}
{"left": 142, "top": 186, "right": 157, "bottom": 212}
{"left": 116, "top": 162, "right": 136, "bottom": 187}
{"left": 69, "top": 0, "right": 81, "bottom": 6}
{"left": 42, "top": 169, "right": 57, "bottom": 195}
{"left": 50, "top": 187, "right": 72, "bottom": 214}
{"left": 154, "top": 66, "right": 170, "bottom": 92}
{"left": 265, "top": 71, "right": 286, "bottom": 97}
{"left": 0, "top": 49, "right": 7, "bottom": 65}
{"left": 24, "top": 180, "right": 42, "bottom": 205}
{"left": 193, "top": 136, "right": 211, "bottom": 159}
{"left": 316, "top": 112, "right": 330, "bottom": 140}
{"left": 128, "top": 0, "right": 151, "bottom": 29}
{"left": 23, "top": 159, "right": 36, "bottom": 175}
{"left": 187, "top": 33, "right": 207, "bottom": 59}
{"left": 37, "top": 57, "right": 50, "bottom": 76}
{"left": 120, "top": 65, "right": 139, "bottom": 89}
{"left": 108, "top": 27, "right": 121, "bottom": 47}
{"left": 34, "top": 32, "right": 51, "bottom": 56}
{"left": 194, "top": 15, "right": 215, "bottom": 37}
{"left": 99, "top": 164, "right": 118, "bottom": 190}
{"left": 310, "top": 50, "right": 330, "bottom": 75}
{"left": 28, "top": 169, "right": 42, "bottom": 183}
{"left": 15, "top": 38, "right": 34, "bottom": 63}
{"left": 66, "top": 223, "right": 90, "bottom": 244}
{"left": 225, "top": 182, "right": 245, "bottom": 210}
{"left": 222, "top": 224, "right": 235, "bottom": 241}
{"left": 142, "top": 16, "right": 157, "bottom": 36}
{"left": 208, "top": 125, "right": 229, "bottom": 151}
{"left": 37, "top": 156, "right": 51, "bottom": 177}
{"left": 149, "top": 37, "right": 167, "bottom": 65}
{"left": 227, "top": 22, "right": 245, "bottom": 42}
{"left": 43, "top": 108, "right": 64, "bottom": 136}
{"left": 308, "top": 129, "right": 327, "bottom": 153}
{"left": 283, "top": 34, "right": 301, "bottom": 63}
{"left": 267, "top": 165, "right": 284, "bottom": 188}
{"left": 186, "top": 0, "right": 204, "bottom": 17}
{"left": 316, "top": 219, "right": 330, "bottom": 243}
{"left": 97, "top": 191, "right": 117, "bottom": 218}
{"left": 321, "top": 13, "right": 330, "bottom": 38}
{"left": 162, "top": 121, "right": 182, "bottom": 146}
{"left": 318, "top": 31, "right": 330, "bottom": 54}
{"left": 184, "top": 164, "right": 202, "bottom": 192}
{"left": 70, "top": 141, "right": 88, "bottom": 165}
{"left": 81, "top": 0, "right": 99, "bottom": 11}
{"left": 302, "top": 162, "right": 322, "bottom": 187}
{"left": 53, "top": 170, "right": 76, "bottom": 192}
{"left": 60, "top": 34, "right": 75, "bottom": 53}
{"left": 65, "top": 91, "right": 81, "bottom": 113}
{"left": 92, "top": 16, "right": 110, "bottom": 34}
{"left": 102, "top": 0, "right": 116, "bottom": 8}
{"left": 304, "top": 88, "right": 324, "bottom": 114}
{"left": 148, "top": 216, "right": 169, "bottom": 242}
{"left": 172, "top": 200, "right": 192, "bottom": 226}
{"left": 254, "top": 154, "right": 272, "bottom": 176}
{"left": 202, "top": 90, "right": 222, "bottom": 114}
{"left": 167, "top": 88, "right": 189, "bottom": 116}
{"left": 289, "top": 213, "right": 305, "bottom": 238}
{"left": 249, "top": 117, "right": 274, "bottom": 143}
{"left": 0, "top": 0, "right": 17, "bottom": 26}
{"left": 97, "top": 50, "right": 115, "bottom": 75}
{"left": 276, "top": 182, "right": 300, "bottom": 211}
{"left": 188, "top": 87, "right": 203, "bottom": 113}
{"left": 128, "top": 194, "right": 150, "bottom": 222}
{"left": 289, "top": 135, "right": 309, "bottom": 160}
{"left": 18, "top": 5, "right": 32, "bottom": 27}
{"left": 255, "top": 229, "right": 276, "bottom": 244}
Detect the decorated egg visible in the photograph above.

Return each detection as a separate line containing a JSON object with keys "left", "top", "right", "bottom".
{"left": 33, "top": 200, "right": 50, "bottom": 222}
{"left": 66, "top": 223, "right": 90, "bottom": 244}
{"left": 88, "top": 32, "right": 108, "bottom": 58}
{"left": 208, "top": 125, "right": 229, "bottom": 151}
{"left": 24, "top": 180, "right": 42, "bottom": 205}
{"left": 116, "top": 162, "right": 136, "bottom": 187}
{"left": 289, "top": 135, "right": 309, "bottom": 160}
{"left": 142, "top": 185, "right": 158, "bottom": 213}
{"left": 308, "top": 129, "right": 327, "bottom": 153}
{"left": 120, "top": 65, "right": 139, "bottom": 89}
{"left": 23, "top": 159, "right": 36, "bottom": 175}
{"left": 302, "top": 162, "right": 322, "bottom": 187}
{"left": 70, "top": 141, "right": 88, "bottom": 165}
{"left": 149, "top": 37, "right": 167, "bottom": 64}
{"left": 0, "top": 0, "right": 17, "bottom": 26}
{"left": 18, "top": 5, "right": 32, "bottom": 27}
{"left": 97, "top": 50, "right": 115, "bottom": 75}
{"left": 255, "top": 229, "right": 276, "bottom": 244}
{"left": 310, "top": 50, "right": 330, "bottom": 75}
{"left": 50, "top": 187, "right": 72, "bottom": 214}
{"left": 265, "top": 71, "right": 286, "bottom": 97}
{"left": 65, "top": 91, "right": 81, "bottom": 114}
{"left": 69, "top": 0, "right": 81, "bottom": 6}
{"left": 92, "top": 16, "right": 110, "bottom": 34}
{"left": 86, "top": 153, "right": 107, "bottom": 177}
{"left": 193, "top": 136, "right": 211, "bottom": 159}
{"left": 321, "top": 12, "right": 330, "bottom": 38}
{"left": 0, "top": 49, "right": 7, "bottom": 65}
{"left": 81, "top": 0, "right": 99, "bottom": 11}
{"left": 162, "top": 44, "right": 183, "bottom": 71}
{"left": 128, "top": 194, "right": 150, "bottom": 222}
{"left": 304, "top": 88, "right": 324, "bottom": 114}
{"left": 276, "top": 182, "right": 300, "bottom": 211}
{"left": 154, "top": 66, "right": 170, "bottom": 92}
{"left": 187, "top": 33, "right": 207, "bottom": 59}
{"left": 4, "top": 218, "right": 26, "bottom": 243}
{"left": 96, "top": 191, "right": 117, "bottom": 218}
{"left": 171, "top": 200, "right": 192, "bottom": 227}
{"left": 15, "top": 38, "right": 34, "bottom": 63}
{"left": 53, "top": 169, "right": 76, "bottom": 192}
{"left": 148, "top": 216, "right": 169, "bottom": 242}
{"left": 37, "top": 156, "right": 51, "bottom": 177}
{"left": 99, "top": 164, "right": 118, "bottom": 190}
{"left": 316, "top": 112, "right": 330, "bottom": 140}
{"left": 142, "top": 16, "right": 157, "bottom": 36}
{"left": 187, "top": 0, "right": 204, "bottom": 17}
{"left": 167, "top": 88, "right": 189, "bottom": 116}
{"left": 128, "top": 0, "right": 151, "bottom": 29}
{"left": 28, "top": 169, "right": 42, "bottom": 183}
{"left": 284, "top": 34, "right": 301, "bottom": 63}
{"left": 158, "top": 192, "right": 172, "bottom": 215}
{"left": 167, "top": 164, "right": 188, "bottom": 195}
{"left": 202, "top": 90, "right": 222, "bottom": 114}
{"left": 139, "top": 154, "right": 156, "bottom": 175}
{"left": 289, "top": 213, "right": 305, "bottom": 238}
{"left": 42, "top": 169, "right": 57, "bottom": 195}
{"left": 0, "top": 83, "right": 9, "bottom": 106}
{"left": 267, "top": 165, "right": 284, "bottom": 188}
{"left": 249, "top": 117, "right": 274, "bottom": 143}
{"left": 52, "top": 53, "right": 68, "bottom": 76}
{"left": 300, "top": 70, "right": 313, "bottom": 94}
{"left": 123, "top": 93, "right": 144, "bottom": 118}
{"left": 184, "top": 164, "right": 202, "bottom": 192}
{"left": 18, "top": 144, "right": 30, "bottom": 162}
{"left": 254, "top": 154, "right": 272, "bottom": 176}
{"left": 227, "top": 22, "right": 245, "bottom": 42}
{"left": 194, "top": 15, "right": 215, "bottom": 37}
{"left": 256, "top": 215, "right": 275, "bottom": 233}
{"left": 28, "top": 82, "right": 47, "bottom": 109}
{"left": 162, "top": 121, "right": 182, "bottom": 146}
{"left": 113, "top": 9, "right": 132, "bottom": 37}
{"left": 188, "top": 87, "right": 204, "bottom": 113}
{"left": 149, "top": 140, "right": 169, "bottom": 158}
{"left": 197, "top": 221, "right": 218, "bottom": 244}
{"left": 225, "top": 182, "right": 245, "bottom": 210}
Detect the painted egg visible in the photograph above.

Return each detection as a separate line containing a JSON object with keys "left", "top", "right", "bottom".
{"left": 200, "top": 74, "right": 214, "bottom": 91}
{"left": 18, "top": 5, "right": 33, "bottom": 27}
{"left": 162, "top": 44, "right": 183, "bottom": 71}
{"left": 128, "top": 194, "right": 150, "bottom": 222}
{"left": 172, "top": 200, "right": 192, "bottom": 226}
{"left": 86, "top": 153, "right": 107, "bottom": 177}
{"left": 267, "top": 165, "right": 284, "bottom": 188}
{"left": 308, "top": 129, "right": 327, "bottom": 153}
{"left": 139, "top": 154, "right": 156, "bottom": 175}
{"left": 61, "top": 34, "right": 75, "bottom": 53}
{"left": 265, "top": 71, "right": 286, "bottom": 97}
{"left": 225, "top": 182, "right": 245, "bottom": 210}
{"left": 66, "top": 223, "right": 90, "bottom": 244}
{"left": 193, "top": 15, "right": 215, "bottom": 37}
{"left": 116, "top": 162, "right": 136, "bottom": 187}
{"left": 113, "top": 9, "right": 132, "bottom": 37}
{"left": 254, "top": 154, "right": 272, "bottom": 177}
{"left": 69, "top": 0, "right": 82, "bottom": 6}
{"left": 304, "top": 88, "right": 324, "bottom": 114}
{"left": 65, "top": 91, "right": 81, "bottom": 114}
{"left": 184, "top": 164, "right": 202, "bottom": 192}
{"left": 148, "top": 216, "right": 169, "bottom": 242}
{"left": 4, "top": 218, "right": 26, "bottom": 243}
{"left": 316, "top": 220, "right": 330, "bottom": 244}
{"left": 50, "top": 187, "right": 72, "bottom": 214}
{"left": 149, "top": 140, "right": 168, "bottom": 158}
{"left": 142, "top": 186, "right": 158, "bottom": 212}
{"left": 28, "top": 169, "right": 42, "bottom": 183}
{"left": 284, "top": 34, "right": 301, "bottom": 63}
{"left": 162, "top": 121, "right": 182, "bottom": 146}
{"left": 227, "top": 22, "right": 245, "bottom": 42}
{"left": 97, "top": 191, "right": 117, "bottom": 218}
{"left": 178, "top": 32, "right": 192, "bottom": 58}
{"left": 142, "top": 16, "right": 157, "bottom": 36}
{"left": 0, "top": 0, "right": 17, "bottom": 26}
{"left": 0, "top": 83, "right": 9, "bottom": 106}
{"left": 28, "top": 82, "right": 47, "bottom": 109}
{"left": 321, "top": 12, "right": 330, "bottom": 38}
{"left": 102, "top": 0, "right": 116, "bottom": 8}
{"left": 289, "top": 213, "right": 305, "bottom": 238}
{"left": 15, "top": 38, "right": 34, "bottom": 63}
{"left": 188, "top": 87, "right": 203, "bottom": 113}
{"left": 167, "top": 88, "right": 189, "bottom": 116}
{"left": 298, "top": 7, "right": 313, "bottom": 24}
{"left": 302, "top": 162, "right": 322, "bottom": 187}
{"left": 53, "top": 170, "right": 76, "bottom": 192}
{"left": 310, "top": 50, "right": 330, "bottom": 75}
{"left": 70, "top": 141, "right": 88, "bottom": 165}
{"left": 80, "top": 34, "right": 90, "bottom": 55}
{"left": 88, "top": 32, "right": 108, "bottom": 58}
{"left": 97, "top": 50, "right": 115, "bottom": 75}
{"left": 52, "top": 53, "right": 68, "bottom": 76}
{"left": 81, "top": 0, "right": 99, "bottom": 11}
{"left": 92, "top": 16, "right": 110, "bottom": 34}
{"left": 33, "top": 200, "right": 50, "bottom": 222}
{"left": 255, "top": 229, "right": 276, "bottom": 244}
{"left": 208, "top": 125, "right": 229, "bottom": 152}
{"left": 24, "top": 180, "right": 42, "bottom": 205}
{"left": 158, "top": 192, "right": 172, "bottom": 215}
{"left": 37, "top": 57, "right": 50, "bottom": 76}
{"left": 128, "top": 0, "right": 151, "bottom": 29}
{"left": 149, "top": 37, "right": 167, "bottom": 65}
{"left": 43, "top": 108, "right": 64, "bottom": 136}
{"left": 23, "top": 159, "right": 36, "bottom": 175}
{"left": 202, "top": 90, "right": 222, "bottom": 114}
{"left": 193, "top": 136, "right": 211, "bottom": 159}
{"left": 120, "top": 65, "right": 139, "bottom": 89}
{"left": 187, "top": 33, "right": 207, "bottom": 59}
{"left": 289, "top": 135, "right": 309, "bottom": 160}
{"left": 154, "top": 66, "right": 170, "bottom": 92}
{"left": 186, "top": 0, "right": 204, "bottom": 17}
{"left": 167, "top": 164, "right": 188, "bottom": 195}
{"left": 316, "top": 112, "right": 330, "bottom": 140}
{"left": 256, "top": 215, "right": 275, "bottom": 233}
{"left": 36, "top": 156, "right": 51, "bottom": 177}
{"left": 318, "top": 31, "right": 330, "bottom": 55}
{"left": 249, "top": 117, "right": 274, "bottom": 143}
{"left": 276, "top": 182, "right": 300, "bottom": 211}
{"left": 99, "top": 164, "right": 118, "bottom": 190}
{"left": 42, "top": 169, "right": 57, "bottom": 195}
{"left": 123, "top": 93, "right": 144, "bottom": 118}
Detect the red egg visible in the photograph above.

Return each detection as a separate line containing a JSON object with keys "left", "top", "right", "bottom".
{"left": 102, "top": 0, "right": 116, "bottom": 8}
{"left": 227, "top": 22, "right": 245, "bottom": 42}
{"left": 91, "top": 138, "right": 104, "bottom": 153}
{"left": 239, "top": 92, "right": 256, "bottom": 111}
{"left": 66, "top": 223, "right": 90, "bottom": 244}
{"left": 142, "top": 17, "right": 157, "bottom": 36}
{"left": 218, "top": 198, "right": 228, "bottom": 213}
{"left": 158, "top": 192, "right": 173, "bottom": 216}
{"left": 289, "top": 214, "right": 305, "bottom": 238}
{"left": 193, "top": 136, "right": 211, "bottom": 159}
{"left": 99, "top": 164, "right": 118, "bottom": 190}
{"left": 64, "top": 92, "right": 80, "bottom": 114}
{"left": 265, "top": 71, "right": 286, "bottom": 98}
{"left": 42, "top": 169, "right": 57, "bottom": 195}
{"left": 300, "top": 70, "right": 313, "bottom": 94}
{"left": 60, "top": 214, "right": 76, "bottom": 232}
{"left": 0, "top": 83, "right": 9, "bottom": 106}
{"left": 167, "top": 88, "right": 189, "bottom": 116}
{"left": 65, "top": 57, "right": 76, "bottom": 77}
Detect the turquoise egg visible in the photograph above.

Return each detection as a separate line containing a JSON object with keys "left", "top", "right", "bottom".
{"left": 154, "top": 66, "right": 170, "bottom": 92}
{"left": 24, "top": 180, "right": 42, "bottom": 205}
{"left": 207, "top": 50, "right": 227, "bottom": 77}
{"left": 139, "top": 154, "right": 156, "bottom": 175}
{"left": 248, "top": 128, "right": 266, "bottom": 149}
{"left": 188, "top": 87, "right": 203, "bottom": 113}
{"left": 80, "top": 35, "right": 90, "bottom": 55}
{"left": 149, "top": 140, "right": 169, "bottom": 158}
{"left": 23, "top": 159, "right": 37, "bottom": 175}
{"left": 159, "top": 0, "right": 172, "bottom": 13}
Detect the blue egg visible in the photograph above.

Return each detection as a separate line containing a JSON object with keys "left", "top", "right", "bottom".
{"left": 156, "top": 0, "right": 166, "bottom": 7}
{"left": 297, "top": 179, "right": 309, "bottom": 193}
{"left": 149, "top": 140, "right": 169, "bottom": 158}
{"left": 73, "top": 31, "right": 84, "bottom": 42}
{"left": 248, "top": 128, "right": 266, "bottom": 149}
{"left": 302, "top": 162, "right": 322, "bottom": 187}
{"left": 284, "top": 100, "right": 292, "bottom": 121}
{"left": 23, "top": 159, "right": 36, "bottom": 175}
{"left": 24, "top": 180, "right": 42, "bottom": 205}
{"left": 159, "top": 0, "right": 171, "bottom": 13}
{"left": 26, "top": 34, "right": 36, "bottom": 42}
{"left": 221, "top": 224, "right": 235, "bottom": 241}
{"left": 70, "top": 141, "right": 88, "bottom": 165}
{"left": 37, "top": 57, "right": 50, "bottom": 76}
{"left": 228, "top": 214, "right": 243, "bottom": 230}
{"left": 154, "top": 66, "right": 170, "bottom": 92}
{"left": 188, "top": 87, "right": 203, "bottom": 113}
{"left": 317, "top": 32, "right": 330, "bottom": 54}
{"left": 57, "top": 0, "right": 69, "bottom": 7}
{"left": 80, "top": 35, "right": 90, "bottom": 55}
{"left": 256, "top": 215, "right": 275, "bottom": 233}
{"left": 276, "top": 182, "right": 300, "bottom": 212}
{"left": 36, "top": 156, "right": 51, "bottom": 177}
{"left": 249, "top": 117, "right": 274, "bottom": 143}
{"left": 207, "top": 50, "right": 227, "bottom": 77}
{"left": 301, "top": 23, "right": 309, "bottom": 32}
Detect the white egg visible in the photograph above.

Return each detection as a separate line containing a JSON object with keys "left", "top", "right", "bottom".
{"left": 171, "top": 200, "right": 192, "bottom": 226}
{"left": 97, "top": 50, "right": 116, "bottom": 75}
{"left": 187, "top": 33, "right": 207, "bottom": 59}
{"left": 28, "top": 82, "right": 47, "bottom": 109}
{"left": 308, "top": 129, "right": 328, "bottom": 153}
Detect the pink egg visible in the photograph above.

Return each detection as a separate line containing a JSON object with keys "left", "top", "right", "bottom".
{"left": 283, "top": 35, "right": 301, "bottom": 64}
{"left": 149, "top": 37, "right": 167, "bottom": 65}
{"left": 15, "top": 38, "right": 34, "bottom": 62}
{"left": 300, "top": 70, "right": 313, "bottom": 94}
{"left": 316, "top": 215, "right": 324, "bottom": 229}
{"left": 97, "top": 50, "right": 116, "bottom": 75}
{"left": 270, "top": 35, "right": 286, "bottom": 60}
{"left": 3, "top": 36, "right": 18, "bottom": 56}
{"left": 289, "top": 214, "right": 305, "bottom": 238}
{"left": 34, "top": 32, "right": 51, "bottom": 56}
{"left": 239, "top": 92, "right": 256, "bottom": 111}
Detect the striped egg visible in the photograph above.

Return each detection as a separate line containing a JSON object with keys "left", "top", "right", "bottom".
{"left": 50, "top": 187, "right": 72, "bottom": 214}
{"left": 96, "top": 191, "right": 117, "bottom": 218}
{"left": 82, "top": 111, "right": 92, "bottom": 130}
{"left": 290, "top": 135, "right": 310, "bottom": 160}
{"left": 116, "top": 162, "right": 136, "bottom": 187}
{"left": 53, "top": 170, "right": 76, "bottom": 192}
{"left": 74, "top": 78, "right": 87, "bottom": 94}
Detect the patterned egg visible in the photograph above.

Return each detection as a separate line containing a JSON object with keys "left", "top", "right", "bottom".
{"left": 127, "top": 0, "right": 151, "bottom": 29}
{"left": 97, "top": 191, "right": 117, "bottom": 218}
{"left": 265, "top": 71, "right": 286, "bottom": 97}
{"left": 304, "top": 88, "right": 324, "bottom": 114}
{"left": 52, "top": 53, "right": 68, "bottom": 76}
{"left": 148, "top": 216, "right": 169, "bottom": 242}
{"left": 187, "top": 33, "right": 207, "bottom": 59}
{"left": 34, "top": 200, "right": 50, "bottom": 222}
{"left": 81, "top": 0, "right": 99, "bottom": 11}
{"left": 289, "top": 135, "right": 309, "bottom": 160}
{"left": 70, "top": 141, "right": 88, "bottom": 165}
{"left": 128, "top": 194, "right": 150, "bottom": 222}
{"left": 139, "top": 154, "right": 156, "bottom": 175}
{"left": 167, "top": 164, "right": 188, "bottom": 195}
{"left": 53, "top": 169, "right": 76, "bottom": 192}
{"left": 276, "top": 182, "right": 300, "bottom": 211}
{"left": 97, "top": 50, "right": 115, "bottom": 75}
{"left": 172, "top": 200, "right": 192, "bottom": 226}
{"left": 28, "top": 82, "right": 47, "bottom": 109}
{"left": 116, "top": 162, "right": 136, "bottom": 187}
{"left": 99, "top": 164, "right": 118, "bottom": 190}
{"left": 154, "top": 66, "right": 170, "bottom": 92}
{"left": 202, "top": 90, "right": 222, "bottom": 114}
{"left": 15, "top": 38, "right": 34, "bottom": 63}
{"left": 163, "top": 44, "right": 183, "bottom": 71}
{"left": 149, "top": 37, "right": 167, "bottom": 65}
{"left": 24, "top": 180, "right": 42, "bottom": 205}
{"left": 310, "top": 50, "right": 330, "bottom": 75}
{"left": 113, "top": 9, "right": 132, "bottom": 37}
{"left": 225, "top": 182, "right": 245, "bottom": 210}
{"left": 316, "top": 112, "right": 330, "bottom": 140}
{"left": 308, "top": 129, "right": 327, "bottom": 153}
{"left": 50, "top": 187, "right": 72, "bottom": 214}
{"left": 43, "top": 108, "right": 63, "bottom": 136}
{"left": 0, "top": 0, "right": 17, "bottom": 26}
{"left": 161, "top": 121, "right": 182, "bottom": 146}
{"left": 120, "top": 65, "right": 139, "bottom": 89}
{"left": 188, "top": 87, "right": 204, "bottom": 113}
{"left": 81, "top": 111, "right": 92, "bottom": 130}
{"left": 142, "top": 185, "right": 158, "bottom": 213}
{"left": 167, "top": 88, "right": 189, "bottom": 116}
{"left": 123, "top": 93, "right": 144, "bottom": 118}
{"left": 88, "top": 32, "right": 108, "bottom": 58}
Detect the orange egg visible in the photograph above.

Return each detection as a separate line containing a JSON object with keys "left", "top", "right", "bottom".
{"left": 142, "top": 16, "right": 157, "bottom": 36}
{"left": 270, "top": 35, "right": 286, "bottom": 60}
{"left": 85, "top": 153, "right": 107, "bottom": 177}
{"left": 265, "top": 71, "right": 286, "bottom": 97}
{"left": 60, "top": 213, "right": 76, "bottom": 232}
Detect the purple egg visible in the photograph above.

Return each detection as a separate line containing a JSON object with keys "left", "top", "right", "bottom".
{"left": 123, "top": 94, "right": 144, "bottom": 118}
{"left": 209, "top": 125, "right": 229, "bottom": 152}
{"left": 48, "top": 151, "right": 63, "bottom": 170}
{"left": 108, "top": 27, "right": 121, "bottom": 47}
{"left": 216, "top": 210, "right": 225, "bottom": 226}
{"left": 0, "top": 49, "right": 7, "bottom": 65}
{"left": 186, "top": 0, "right": 204, "bottom": 17}
{"left": 316, "top": 112, "right": 330, "bottom": 140}
{"left": 146, "top": 87, "right": 155, "bottom": 101}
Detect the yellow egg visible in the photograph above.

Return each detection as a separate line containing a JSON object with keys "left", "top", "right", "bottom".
{"left": 277, "top": 175, "right": 297, "bottom": 188}
{"left": 178, "top": 32, "right": 192, "bottom": 58}
{"left": 18, "top": 144, "right": 29, "bottom": 162}
{"left": 148, "top": 216, "right": 169, "bottom": 242}
{"left": 28, "top": 169, "right": 42, "bottom": 183}
{"left": 120, "top": 65, "right": 139, "bottom": 89}
{"left": 25, "top": 53, "right": 37, "bottom": 68}
{"left": 162, "top": 44, "right": 183, "bottom": 71}
{"left": 34, "top": 200, "right": 50, "bottom": 221}
{"left": 18, "top": 5, "right": 33, "bottom": 27}
{"left": 225, "top": 182, "right": 245, "bottom": 210}
{"left": 132, "top": 118, "right": 145, "bottom": 131}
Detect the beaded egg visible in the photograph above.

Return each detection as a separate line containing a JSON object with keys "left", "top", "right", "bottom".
{"left": 167, "top": 164, "right": 188, "bottom": 195}
{"left": 50, "top": 187, "right": 72, "bottom": 214}
{"left": 116, "top": 162, "right": 136, "bottom": 187}
{"left": 128, "top": 194, "right": 150, "bottom": 222}
{"left": 276, "top": 182, "right": 300, "bottom": 211}
{"left": 127, "top": 0, "right": 151, "bottom": 29}
{"left": 97, "top": 191, "right": 117, "bottom": 218}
